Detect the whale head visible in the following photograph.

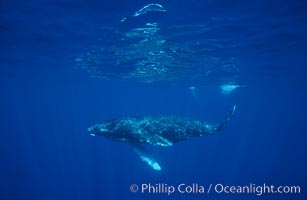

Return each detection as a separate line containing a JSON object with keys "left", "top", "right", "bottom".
{"left": 87, "top": 120, "right": 129, "bottom": 142}
{"left": 88, "top": 122, "right": 112, "bottom": 137}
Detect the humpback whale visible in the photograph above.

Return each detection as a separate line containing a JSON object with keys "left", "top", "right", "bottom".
{"left": 88, "top": 105, "right": 236, "bottom": 170}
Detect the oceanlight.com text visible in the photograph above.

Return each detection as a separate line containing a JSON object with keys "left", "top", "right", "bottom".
{"left": 130, "top": 183, "right": 301, "bottom": 196}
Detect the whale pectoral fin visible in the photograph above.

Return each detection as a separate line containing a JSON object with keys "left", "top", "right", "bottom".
{"left": 150, "top": 135, "right": 173, "bottom": 147}
{"left": 131, "top": 143, "right": 161, "bottom": 171}
{"left": 138, "top": 153, "right": 162, "bottom": 171}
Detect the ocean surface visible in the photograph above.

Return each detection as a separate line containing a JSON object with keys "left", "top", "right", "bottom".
{"left": 0, "top": 0, "right": 307, "bottom": 199}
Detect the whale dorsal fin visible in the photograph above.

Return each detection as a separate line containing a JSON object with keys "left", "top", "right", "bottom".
{"left": 150, "top": 135, "right": 173, "bottom": 147}
{"left": 131, "top": 143, "right": 161, "bottom": 171}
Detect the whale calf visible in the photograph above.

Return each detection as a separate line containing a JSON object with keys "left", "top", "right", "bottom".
{"left": 88, "top": 105, "right": 236, "bottom": 170}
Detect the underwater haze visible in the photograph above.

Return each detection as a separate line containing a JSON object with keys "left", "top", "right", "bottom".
{"left": 0, "top": 0, "right": 307, "bottom": 199}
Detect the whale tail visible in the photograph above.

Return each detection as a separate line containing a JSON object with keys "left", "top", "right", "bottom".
{"left": 214, "top": 105, "right": 236, "bottom": 132}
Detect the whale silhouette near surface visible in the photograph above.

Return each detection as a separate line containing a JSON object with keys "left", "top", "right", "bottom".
{"left": 88, "top": 105, "right": 236, "bottom": 170}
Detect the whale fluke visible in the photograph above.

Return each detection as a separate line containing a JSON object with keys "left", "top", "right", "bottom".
{"left": 214, "top": 105, "right": 236, "bottom": 132}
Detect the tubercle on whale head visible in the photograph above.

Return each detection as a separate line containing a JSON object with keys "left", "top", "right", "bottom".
{"left": 88, "top": 123, "right": 111, "bottom": 137}
{"left": 88, "top": 122, "right": 129, "bottom": 142}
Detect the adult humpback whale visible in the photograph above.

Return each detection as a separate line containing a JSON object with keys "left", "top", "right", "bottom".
{"left": 88, "top": 105, "right": 236, "bottom": 170}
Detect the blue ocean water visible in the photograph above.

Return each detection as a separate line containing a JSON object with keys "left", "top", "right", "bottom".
{"left": 0, "top": 0, "right": 307, "bottom": 199}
